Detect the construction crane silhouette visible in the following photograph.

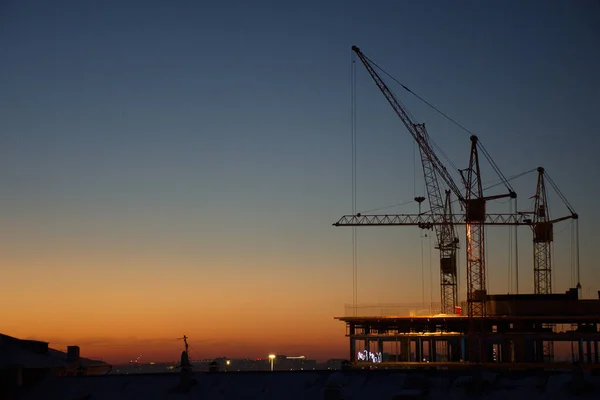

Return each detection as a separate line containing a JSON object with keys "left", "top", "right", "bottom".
{"left": 345, "top": 46, "right": 515, "bottom": 319}
{"left": 522, "top": 167, "right": 578, "bottom": 361}
{"left": 525, "top": 167, "right": 579, "bottom": 295}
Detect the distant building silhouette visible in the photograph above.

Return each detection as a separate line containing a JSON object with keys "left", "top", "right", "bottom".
{"left": 0, "top": 333, "right": 110, "bottom": 395}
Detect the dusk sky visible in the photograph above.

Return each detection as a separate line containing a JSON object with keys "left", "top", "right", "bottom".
{"left": 1, "top": 0, "right": 599, "bottom": 363}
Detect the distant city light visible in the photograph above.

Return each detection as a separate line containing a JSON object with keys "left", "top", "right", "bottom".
{"left": 268, "top": 354, "right": 276, "bottom": 371}
{"left": 226, "top": 360, "right": 230, "bottom": 365}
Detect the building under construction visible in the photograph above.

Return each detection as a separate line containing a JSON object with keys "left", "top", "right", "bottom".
{"left": 335, "top": 46, "right": 600, "bottom": 368}
{"left": 337, "top": 289, "right": 600, "bottom": 366}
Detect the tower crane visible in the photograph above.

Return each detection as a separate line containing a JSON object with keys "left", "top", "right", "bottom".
{"left": 531, "top": 167, "right": 554, "bottom": 362}
{"left": 527, "top": 167, "right": 578, "bottom": 295}
{"left": 343, "top": 46, "right": 515, "bottom": 318}
{"left": 520, "top": 167, "right": 578, "bottom": 361}
{"left": 459, "top": 135, "right": 517, "bottom": 317}
{"left": 351, "top": 45, "right": 461, "bottom": 315}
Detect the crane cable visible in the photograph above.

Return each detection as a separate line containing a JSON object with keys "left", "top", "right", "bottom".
{"left": 362, "top": 49, "right": 530, "bottom": 299}
{"left": 356, "top": 168, "right": 535, "bottom": 217}
{"left": 575, "top": 219, "right": 580, "bottom": 289}
{"left": 543, "top": 168, "right": 579, "bottom": 289}
{"left": 362, "top": 53, "right": 461, "bottom": 175}
{"left": 355, "top": 51, "right": 584, "bottom": 304}
{"left": 424, "top": 168, "right": 536, "bottom": 214}
{"left": 413, "top": 142, "right": 417, "bottom": 198}
{"left": 421, "top": 231, "right": 425, "bottom": 311}
{"left": 570, "top": 220, "right": 575, "bottom": 288}
{"left": 429, "top": 233, "right": 433, "bottom": 314}
{"left": 351, "top": 51, "right": 358, "bottom": 315}
{"left": 477, "top": 142, "right": 515, "bottom": 194}
{"left": 357, "top": 199, "right": 415, "bottom": 215}
{"left": 508, "top": 199, "right": 513, "bottom": 293}
{"left": 365, "top": 53, "right": 519, "bottom": 195}
{"left": 544, "top": 171, "right": 576, "bottom": 215}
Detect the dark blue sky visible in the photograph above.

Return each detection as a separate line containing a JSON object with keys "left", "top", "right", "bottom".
{"left": 1, "top": 0, "right": 600, "bottom": 355}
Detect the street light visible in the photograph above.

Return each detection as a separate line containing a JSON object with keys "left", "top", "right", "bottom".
{"left": 268, "top": 354, "right": 276, "bottom": 371}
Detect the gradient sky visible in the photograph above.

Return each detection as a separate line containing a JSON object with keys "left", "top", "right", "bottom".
{"left": 1, "top": 0, "right": 599, "bottom": 363}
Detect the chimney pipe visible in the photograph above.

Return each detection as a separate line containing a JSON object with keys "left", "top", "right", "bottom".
{"left": 67, "top": 346, "right": 80, "bottom": 363}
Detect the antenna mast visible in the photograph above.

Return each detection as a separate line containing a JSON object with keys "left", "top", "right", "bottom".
{"left": 179, "top": 335, "right": 189, "bottom": 354}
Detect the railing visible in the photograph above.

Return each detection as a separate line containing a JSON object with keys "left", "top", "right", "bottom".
{"left": 344, "top": 302, "right": 443, "bottom": 317}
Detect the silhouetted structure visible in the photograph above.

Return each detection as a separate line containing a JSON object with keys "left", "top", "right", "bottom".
{"left": 0, "top": 333, "right": 110, "bottom": 397}
{"left": 337, "top": 289, "right": 600, "bottom": 366}
{"left": 172, "top": 335, "right": 196, "bottom": 393}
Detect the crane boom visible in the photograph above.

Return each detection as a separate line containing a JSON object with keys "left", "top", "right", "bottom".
{"left": 351, "top": 46, "right": 461, "bottom": 314}
{"left": 333, "top": 213, "right": 532, "bottom": 226}
{"left": 351, "top": 46, "right": 463, "bottom": 201}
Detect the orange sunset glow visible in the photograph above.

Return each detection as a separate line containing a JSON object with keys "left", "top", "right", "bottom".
{"left": 2, "top": 0, "right": 599, "bottom": 372}
{"left": 2, "top": 244, "right": 356, "bottom": 363}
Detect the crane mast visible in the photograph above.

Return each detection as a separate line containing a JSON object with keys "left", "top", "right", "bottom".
{"left": 460, "top": 136, "right": 515, "bottom": 317}
{"left": 462, "top": 136, "right": 486, "bottom": 317}
{"left": 519, "top": 166, "right": 578, "bottom": 295}
{"left": 351, "top": 46, "right": 461, "bottom": 314}
{"left": 533, "top": 167, "right": 552, "bottom": 295}
{"left": 529, "top": 166, "right": 578, "bottom": 361}
{"left": 532, "top": 168, "right": 554, "bottom": 361}
{"left": 441, "top": 190, "right": 459, "bottom": 314}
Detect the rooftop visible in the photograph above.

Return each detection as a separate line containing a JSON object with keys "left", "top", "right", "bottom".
{"left": 16, "top": 369, "right": 600, "bottom": 399}
{"left": 0, "top": 333, "right": 109, "bottom": 370}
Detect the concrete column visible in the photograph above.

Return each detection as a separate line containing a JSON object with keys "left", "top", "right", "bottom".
{"left": 401, "top": 337, "right": 410, "bottom": 362}
{"left": 448, "top": 338, "right": 461, "bottom": 362}
{"left": 587, "top": 341, "right": 593, "bottom": 364}
{"left": 524, "top": 338, "right": 535, "bottom": 363}
{"left": 594, "top": 341, "right": 599, "bottom": 364}
{"left": 487, "top": 342, "right": 495, "bottom": 363}
{"left": 501, "top": 341, "right": 512, "bottom": 363}
{"left": 578, "top": 339, "right": 584, "bottom": 363}
{"left": 429, "top": 339, "right": 436, "bottom": 362}
{"left": 513, "top": 337, "right": 525, "bottom": 363}
{"left": 466, "top": 338, "right": 479, "bottom": 363}
{"left": 536, "top": 340, "right": 544, "bottom": 363}
{"left": 416, "top": 338, "right": 423, "bottom": 362}
{"left": 348, "top": 324, "right": 356, "bottom": 362}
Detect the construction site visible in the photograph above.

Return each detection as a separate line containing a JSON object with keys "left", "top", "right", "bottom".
{"left": 334, "top": 46, "right": 600, "bottom": 369}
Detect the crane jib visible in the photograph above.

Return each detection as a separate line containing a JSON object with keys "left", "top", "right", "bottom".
{"left": 351, "top": 45, "right": 461, "bottom": 315}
